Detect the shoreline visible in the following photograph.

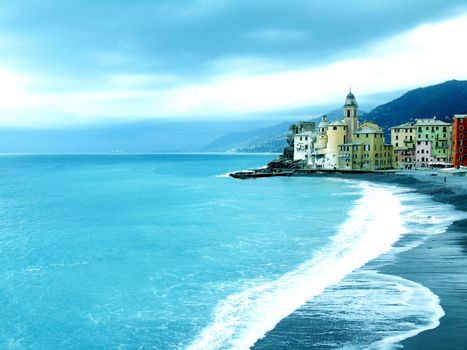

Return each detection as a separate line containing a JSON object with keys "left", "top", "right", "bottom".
{"left": 250, "top": 171, "right": 467, "bottom": 349}
{"left": 323, "top": 172, "right": 467, "bottom": 349}
{"left": 350, "top": 172, "right": 467, "bottom": 349}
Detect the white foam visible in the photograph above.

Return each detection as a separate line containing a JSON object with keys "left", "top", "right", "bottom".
{"left": 187, "top": 181, "right": 408, "bottom": 350}
{"left": 215, "top": 172, "right": 232, "bottom": 178}
{"left": 298, "top": 269, "right": 445, "bottom": 350}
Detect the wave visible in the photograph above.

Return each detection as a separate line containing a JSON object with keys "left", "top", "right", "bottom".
{"left": 279, "top": 269, "right": 444, "bottom": 350}
{"left": 187, "top": 182, "right": 408, "bottom": 350}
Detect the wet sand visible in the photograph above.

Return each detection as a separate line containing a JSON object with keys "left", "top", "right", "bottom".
{"left": 341, "top": 172, "right": 467, "bottom": 349}
{"left": 253, "top": 171, "right": 467, "bottom": 349}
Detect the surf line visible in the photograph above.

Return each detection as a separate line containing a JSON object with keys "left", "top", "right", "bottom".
{"left": 187, "top": 181, "right": 410, "bottom": 350}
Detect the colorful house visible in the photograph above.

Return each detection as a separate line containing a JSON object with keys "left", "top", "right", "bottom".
{"left": 391, "top": 122, "right": 416, "bottom": 169}
{"left": 452, "top": 114, "right": 467, "bottom": 167}
{"left": 414, "top": 118, "right": 451, "bottom": 167}
{"left": 338, "top": 122, "right": 393, "bottom": 170}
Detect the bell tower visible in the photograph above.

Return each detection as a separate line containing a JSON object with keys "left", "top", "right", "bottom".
{"left": 343, "top": 88, "right": 359, "bottom": 141}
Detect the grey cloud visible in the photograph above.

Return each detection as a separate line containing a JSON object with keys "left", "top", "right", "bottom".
{"left": 0, "top": 0, "right": 466, "bottom": 90}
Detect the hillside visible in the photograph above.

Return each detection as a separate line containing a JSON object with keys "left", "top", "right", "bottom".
{"left": 204, "top": 79, "right": 467, "bottom": 153}
{"left": 363, "top": 79, "right": 467, "bottom": 129}
{"left": 202, "top": 121, "right": 290, "bottom": 153}
{"left": 202, "top": 108, "right": 365, "bottom": 153}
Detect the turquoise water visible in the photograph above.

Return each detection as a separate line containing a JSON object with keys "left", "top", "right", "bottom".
{"left": 0, "top": 155, "right": 461, "bottom": 349}
{"left": 0, "top": 155, "right": 357, "bottom": 349}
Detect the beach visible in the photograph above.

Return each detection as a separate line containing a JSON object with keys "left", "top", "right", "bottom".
{"left": 252, "top": 170, "right": 467, "bottom": 349}
{"left": 366, "top": 172, "right": 467, "bottom": 349}
{"left": 326, "top": 171, "right": 467, "bottom": 349}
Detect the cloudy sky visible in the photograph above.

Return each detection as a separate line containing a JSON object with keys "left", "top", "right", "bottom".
{"left": 1, "top": 0, "right": 467, "bottom": 127}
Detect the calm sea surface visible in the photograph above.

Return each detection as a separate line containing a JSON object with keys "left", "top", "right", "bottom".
{"left": 0, "top": 155, "right": 461, "bottom": 349}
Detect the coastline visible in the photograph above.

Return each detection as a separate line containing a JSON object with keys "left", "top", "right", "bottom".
{"left": 249, "top": 170, "right": 467, "bottom": 349}
{"left": 325, "top": 171, "right": 467, "bottom": 349}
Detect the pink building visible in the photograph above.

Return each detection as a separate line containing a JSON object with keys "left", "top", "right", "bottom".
{"left": 415, "top": 140, "right": 432, "bottom": 167}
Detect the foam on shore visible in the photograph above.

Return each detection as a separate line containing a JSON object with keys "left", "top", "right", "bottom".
{"left": 187, "top": 181, "right": 408, "bottom": 350}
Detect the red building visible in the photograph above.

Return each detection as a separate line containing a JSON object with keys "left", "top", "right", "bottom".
{"left": 452, "top": 114, "right": 467, "bottom": 167}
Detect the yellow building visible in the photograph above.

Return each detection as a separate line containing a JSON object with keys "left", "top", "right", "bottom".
{"left": 391, "top": 122, "right": 416, "bottom": 169}
{"left": 293, "top": 90, "right": 393, "bottom": 170}
{"left": 326, "top": 121, "right": 347, "bottom": 168}
{"left": 339, "top": 122, "right": 393, "bottom": 170}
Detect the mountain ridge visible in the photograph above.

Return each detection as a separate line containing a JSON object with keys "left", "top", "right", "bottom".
{"left": 203, "top": 79, "right": 467, "bottom": 153}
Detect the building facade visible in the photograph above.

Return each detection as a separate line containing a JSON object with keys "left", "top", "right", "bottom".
{"left": 452, "top": 114, "right": 467, "bottom": 167}
{"left": 414, "top": 118, "right": 451, "bottom": 167}
{"left": 293, "top": 131, "right": 314, "bottom": 161}
{"left": 338, "top": 122, "right": 393, "bottom": 170}
{"left": 292, "top": 90, "right": 392, "bottom": 170}
{"left": 391, "top": 122, "right": 416, "bottom": 169}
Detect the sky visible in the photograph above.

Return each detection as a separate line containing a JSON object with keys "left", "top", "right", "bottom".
{"left": 1, "top": 0, "right": 467, "bottom": 128}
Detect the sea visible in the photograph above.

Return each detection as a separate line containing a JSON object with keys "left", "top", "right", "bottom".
{"left": 0, "top": 154, "right": 464, "bottom": 350}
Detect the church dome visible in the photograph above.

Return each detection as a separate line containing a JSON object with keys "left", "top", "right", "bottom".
{"left": 318, "top": 115, "right": 329, "bottom": 128}
{"left": 345, "top": 90, "right": 357, "bottom": 106}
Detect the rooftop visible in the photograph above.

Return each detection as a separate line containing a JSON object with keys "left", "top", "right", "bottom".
{"left": 329, "top": 120, "right": 347, "bottom": 126}
{"left": 295, "top": 131, "right": 314, "bottom": 137}
{"left": 415, "top": 118, "right": 451, "bottom": 126}
{"left": 354, "top": 126, "right": 383, "bottom": 134}
{"left": 391, "top": 122, "right": 416, "bottom": 129}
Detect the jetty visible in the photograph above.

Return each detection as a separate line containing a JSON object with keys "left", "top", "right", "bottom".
{"left": 230, "top": 168, "right": 395, "bottom": 179}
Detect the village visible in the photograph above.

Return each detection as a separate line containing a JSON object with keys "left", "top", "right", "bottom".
{"left": 291, "top": 90, "right": 467, "bottom": 172}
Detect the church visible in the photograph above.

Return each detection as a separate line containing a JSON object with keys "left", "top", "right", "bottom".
{"left": 293, "top": 90, "right": 393, "bottom": 170}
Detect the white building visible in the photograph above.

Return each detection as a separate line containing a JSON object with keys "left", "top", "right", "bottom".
{"left": 293, "top": 131, "right": 314, "bottom": 160}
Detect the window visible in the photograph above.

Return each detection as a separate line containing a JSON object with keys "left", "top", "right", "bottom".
{"left": 443, "top": 127, "right": 447, "bottom": 132}
{"left": 395, "top": 135, "right": 399, "bottom": 140}
{"left": 333, "top": 126, "right": 337, "bottom": 130}
{"left": 395, "top": 143, "right": 398, "bottom": 147}
{"left": 425, "top": 141, "right": 428, "bottom": 145}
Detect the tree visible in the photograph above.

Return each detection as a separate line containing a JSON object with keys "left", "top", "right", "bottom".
{"left": 287, "top": 123, "right": 299, "bottom": 146}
